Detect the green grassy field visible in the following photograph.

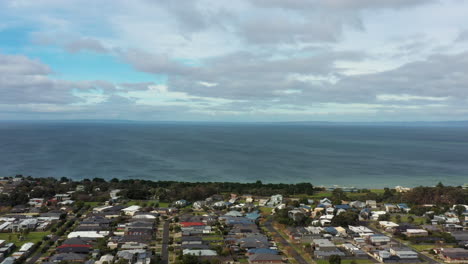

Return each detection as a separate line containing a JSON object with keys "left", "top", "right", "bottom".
{"left": 259, "top": 207, "right": 273, "bottom": 214}
{"left": 304, "top": 189, "right": 385, "bottom": 200}
{"left": 202, "top": 236, "right": 223, "bottom": 241}
{"left": 390, "top": 214, "right": 426, "bottom": 224}
{"left": 84, "top": 201, "right": 102, "bottom": 207}
{"left": 0, "top": 231, "right": 51, "bottom": 246}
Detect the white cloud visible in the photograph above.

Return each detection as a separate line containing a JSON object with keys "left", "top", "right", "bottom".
{"left": 376, "top": 94, "right": 450, "bottom": 102}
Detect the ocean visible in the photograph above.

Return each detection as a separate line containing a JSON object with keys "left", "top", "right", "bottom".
{"left": 0, "top": 121, "right": 467, "bottom": 188}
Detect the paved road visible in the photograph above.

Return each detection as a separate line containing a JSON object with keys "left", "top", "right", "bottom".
{"left": 26, "top": 235, "right": 59, "bottom": 264}
{"left": 263, "top": 218, "right": 311, "bottom": 264}
{"left": 160, "top": 220, "right": 170, "bottom": 264}
{"left": 27, "top": 209, "right": 85, "bottom": 264}
{"left": 366, "top": 225, "right": 442, "bottom": 264}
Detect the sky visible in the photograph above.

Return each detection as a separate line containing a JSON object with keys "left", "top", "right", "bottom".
{"left": 1, "top": 0, "right": 468, "bottom": 122}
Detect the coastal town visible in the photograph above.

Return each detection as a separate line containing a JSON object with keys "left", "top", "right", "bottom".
{"left": 0, "top": 176, "right": 466, "bottom": 264}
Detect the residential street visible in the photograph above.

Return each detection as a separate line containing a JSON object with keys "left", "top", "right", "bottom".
{"left": 263, "top": 217, "right": 312, "bottom": 264}
{"left": 160, "top": 220, "right": 170, "bottom": 264}
{"left": 366, "top": 225, "right": 443, "bottom": 264}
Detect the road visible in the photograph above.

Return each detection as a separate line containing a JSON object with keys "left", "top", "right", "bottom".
{"left": 263, "top": 217, "right": 311, "bottom": 264}
{"left": 366, "top": 225, "right": 442, "bottom": 264}
{"left": 26, "top": 234, "right": 59, "bottom": 264}
{"left": 160, "top": 220, "right": 170, "bottom": 264}
{"left": 27, "top": 208, "right": 85, "bottom": 264}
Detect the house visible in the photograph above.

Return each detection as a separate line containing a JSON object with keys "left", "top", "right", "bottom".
{"left": 116, "top": 249, "right": 152, "bottom": 264}
{"left": 183, "top": 249, "right": 217, "bottom": 256}
{"left": 95, "top": 254, "right": 114, "bottom": 264}
{"left": 349, "top": 201, "right": 366, "bottom": 209}
{"left": 368, "top": 235, "right": 391, "bottom": 246}
{"left": 384, "top": 204, "right": 398, "bottom": 213}
{"left": 314, "top": 249, "right": 345, "bottom": 259}
{"left": 267, "top": 195, "right": 283, "bottom": 207}
{"left": 56, "top": 238, "right": 93, "bottom": 254}
{"left": 76, "top": 216, "right": 111, "bottom": 231}
{"left": 0, "top": 243, "right": 16, "bottom": 256}
{"left": 404, "top": 229, "right": 428, "bottom": 237}
{"left": 366, "top": 200, "right": 377, "bottom": 208}
{"left": 193, "top": 201, "right": 206, "bottom": 210}
{"left": 247, "top": 248, "right": 279, "bottom": 255}
{"left": 395, "top": 186, "right": 411, "bottom": 193}
{"left": 371, "top": 211, "right": 387, "bottom": 221}
{"left": 67, "top": 231, "right": 109, "bottom": 239}
{"left": 248, "top": 253, "right": 283, "bottom": 264}
{"left": 312, "top": 239, "right": 336, "bottom": 251}
{"left": 389, "top": 248, "right": 418, "bottom": 260}
{"left": 0, "top": 257, "right": 15, "bottom": 264}
{"left": 397, "top": 203, "right": 411, "bottom": 213}
{"left": 174, "top": 200, "right": 187, "bottom": 207}
{"left": 110, "top": 189, "right": 121, "bottom": 200}
{"left": 374, "top": 250, "right": 400, "bottom": 263}
{"left": 122, "top": 205, "right": 141, "bottom": 216}
{"left": 237, "top": 235, "right": 269, "bottom": 249}
{"left": 50, "top": 253, "right": 88, "bottom": 263}
{"left": 225, "top": 211, "right": 243, "bottom": 217}
{"left": 436, "top": 248, "right": 468, "bottom": 263}
{"left": 28, "top": 198, "right": 45, "bottom": 207}
{"left": 348, "top": 226, "right": 374, "bottom": 237}
{"left": 288, "top": 209, "right": 306, "bottom": 222}
{"left": 379, "top": 221, "right": 399, "bottom": 229}
{"left": 54, "top": 194, "right": 71, "bottom": 201}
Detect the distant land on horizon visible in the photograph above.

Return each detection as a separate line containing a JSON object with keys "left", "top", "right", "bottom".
{"left": 1, "top": 119, "right": 468, "bottom": 127}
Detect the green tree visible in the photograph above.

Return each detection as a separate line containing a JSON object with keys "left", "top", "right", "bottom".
{"left": 331, "top": 211, "right": 359, "bottom": 226}
{"left": 395, "top": 214, "right": 402, "bottom": 223}
{"left": 329, "top": 255, "right": 341, "bottom": 264}
{"left": 454, "top": 205, "right": 466, "bottom": 216}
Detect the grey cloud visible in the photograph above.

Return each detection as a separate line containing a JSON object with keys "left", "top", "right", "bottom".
{"left": 0, "top": 54, "right": 52, "bottom": 75}
{"left": 165, "top": 49, "right": 366, "bottom": 100}
{"left": 160, "top": 49, "right": 468, "bottom": 112}
{"left": 120, "top": 49, "right": 194, "bottom": 75}
{"left": 119, "top": 82, "right": 154, "bottom": 91}
{"left": 248, "top": 0, "right": 436, "bottom": 10}
{"left": 456, "top": 29, "right": 468, "bottom": 42}
{"left": 0, "top": 53, "right": 117, "bottom": 105}
{"left": 64, "top": 38, "right": 109, "bottom": 53}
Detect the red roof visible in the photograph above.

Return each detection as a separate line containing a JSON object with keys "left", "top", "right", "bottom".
{"left": 180, "top": 222, "right": 205, "bottom": 227}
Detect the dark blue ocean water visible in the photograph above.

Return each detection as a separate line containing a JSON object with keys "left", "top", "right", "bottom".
{"left": 0, "top": 122, "right": 467, "bottom": 187}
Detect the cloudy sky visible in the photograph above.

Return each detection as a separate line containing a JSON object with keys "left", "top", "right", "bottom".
{"left": 1, "top": 0, "right": 468, "bottom": 121}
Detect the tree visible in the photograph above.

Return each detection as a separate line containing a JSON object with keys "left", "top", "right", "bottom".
{"left": 378, "top": 213, "right": 391, "bottom": 221}
{"left": 454, "top": 205, "right": 466, "bottom": 216}
{"left": 407, "top": 216, "right": 414, "bottom": 223}
{"left": 395, "top": 215, "right": 402, "bottom": 223}
{"left": 329, "top": 255, "right": 341, "bottom": 264}
{"left": 331, "top": 211, "right": 358, "bottom": 226}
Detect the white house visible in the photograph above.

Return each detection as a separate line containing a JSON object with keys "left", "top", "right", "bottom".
{"left": 122, "top": 205, "right": 141, "bottom": 216}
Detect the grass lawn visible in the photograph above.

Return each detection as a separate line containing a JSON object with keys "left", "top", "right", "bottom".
{"left": 158, "top": 202, "right": 170, "bottom": 208}
{"left": 390, "top": 214, "right": 426, "bottom": 224}
{"left": 125, "top": 200, "right": 161, "bottom": 206}
{"left": 84, "top": 201, "right": 102, "bottom": 207}
{"left": 0, "top": 231, "right": 51, "bottom": 246}
{"left": 202, "top": 236, "right": 223, "bottom": 241}
{"left": 412, "top": 244, "right": 453, "bottom": 251}
{"left": 259, "top": 207, "right": 273, "bottom": 214}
